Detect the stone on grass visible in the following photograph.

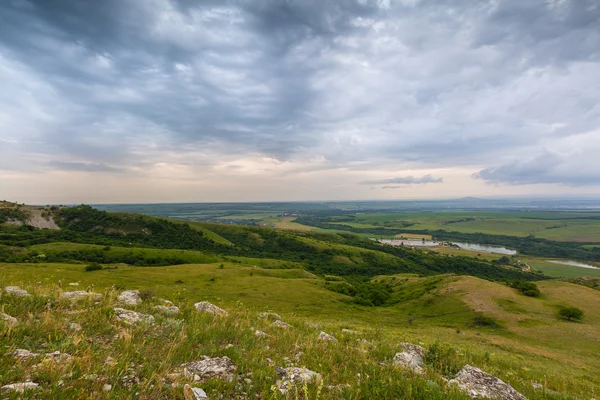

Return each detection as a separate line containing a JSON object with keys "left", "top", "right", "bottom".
{"left": 13, "top": 349, "right": 39, "bottom": 360}
{"left": 103, "top": 384, "right": 112, "bottom": 392}
{"left": 259, "top": 312, "right": 282, "bottom": 320}
{"left": 1, "top": 382, "right": 39, "bottom": 393}
{"left": 272, "top": 320, "right": 292, "bottom": 329}
{"left": 182, "top": 356, "right": 236, "bottom": 382}
{"left": 275, "top": 367, "right": 322, "bottom": 394}
{"left": 184, "top": 384, "right": 208, "bottom": 400}
{"left": 60, "top": 291, "right": 102, "bottom": 301}
{"left": 393, "top": 343, "right": 426, "bottom": 374}
{"left": 4, "top": 286, "right": 31, "bottom": 297}
{"left": 117, "top": 290, "right": 141, "bottom": 306}
{"left": 194, "top": 302, "right": 228, "bottom": 316}
{"left": 254, "top": 330, "right": 270, "bottom": 338}
{"left": 69, "top": 322, "right": 82, "bottom": 331}
{"left": 341, "top": 328, "right": 361, "bottom": 335}
{"left": 318, "top": 331, "right": 338, "bottom": 342}
{"left": 448, "top": 365, "right": 527, "bottom": 400}
{"left": 1, "top": 312, "right": 18, "bottom": 327}
{"left": 153, "top": 305, "right": 180, "bottom": 316}
{"left": 113, "top": 308, "right": 155, "bottom": 325}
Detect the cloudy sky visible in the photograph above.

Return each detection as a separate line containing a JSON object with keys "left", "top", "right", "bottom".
{"left": 1, "top": 0, "right": 599, "bottom": 203}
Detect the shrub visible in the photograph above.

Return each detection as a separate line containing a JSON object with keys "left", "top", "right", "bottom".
{"left": 424, "top": 342, "right": 461, "bottom": 376}
{"left": 471, "top": 313, "right": 501, "bottom": 328}
{"left": 558, "top": 306, "right": 584, "bottom": 321}
{"left": 84, "top": 262, "right": 103, "bottom": 272}
{"left": 139, "top": 289, "right": 154, "bottom": 301}
{"left": 509, "top": 280, "right": 541, "bottom": 297}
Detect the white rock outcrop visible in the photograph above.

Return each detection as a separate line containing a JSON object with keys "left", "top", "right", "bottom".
{"left": 117, "top": 290, "right": 141, "bottom": 306}
{"left": 182, "top": 356, "right": 236, "bottom": 382}
{"left": 60, "top": 291, "right": 102, "bottom": 301}
{"left": 448, "top": 365, "right": 527, "bottom": 400}
{"left": 1, "top": 312, "right": 18, "bottom": 327}
{"left": 272, "top": 320, "right": 292, "bottom": 329}
{"left": 194, "top": 302, "right": 228, "bottom": 316}
{"left": 184, "top": 384, "right": 208, "bottom": 399}
{"left": 1, "top": 382, "right": 39, "bottom": 393}
{"left": 318, "top": 331, "right": 338, "bottom": 342}
{"left": 153, "top": 305, "right": 180, "bottom": 316}
{"left": 393, "top": 343, "right": 426, "bottom": 374}
{"left": 275, "top": 367, "right": 322, "bottom": 394}
{"left": 113, "top": 308, "right": 155, "bottom": 325}
{"left": 4, "top": 286, "right": 31, "bottom": 297}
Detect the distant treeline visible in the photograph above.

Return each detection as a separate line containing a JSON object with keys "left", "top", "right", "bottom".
{"left": 294, "top": 216, "right": 600, "bottom": 262}
{"left": 0, "top": 205, "right": 545, "bottom": 284}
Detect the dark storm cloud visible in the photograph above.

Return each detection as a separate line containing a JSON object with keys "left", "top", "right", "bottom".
{"left": 361, "top": 175, "right": 443, "bottom": 185}
{"left": 1, "top": 0, "right": 599, "bottom": 188}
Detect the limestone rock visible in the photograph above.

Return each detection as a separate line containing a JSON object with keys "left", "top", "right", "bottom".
{"left": 318, "top": 331, "right": 338, "bottom": 342}
{"left": 4, "top": 286, "right": 31, "bottom": 297}
{"left": 182, "top": 356, "right": 236, "bottom": 382}
{"left": 60, "top": 291, "right": 102, "bottom": 301}
{"left": 1, "top": 312, "right": 18, "bottom": 327}
{"left": 69, "top": 322, "right": 82, "bottom": 331}
{"left": 393, "top": 343, "right": 426, "bottom": 374}
{"left": 113, "top": 308, "right": 155, "bottom": 325}
{"left": 13, "top": 349, "right": 39, "bottom": 360}
{"left": 184, "top": 384, "right": 208, "bottom": 399}
{"left": 272, "top": 320, "right": 292, "bottom": 329}
{"left": 275, "top": 367, "right": 322, "bottom": 394}
{"left": 448, "top": 365, "right": 527, "bottom": 400}
{"left": 153, "top": 305, "right": 180, "bottom": 316}
{"left": 194, "top": 302, "right": 228, "bottom": 316}
{"left": 259, "top": 312, "right": 282, "bottom": 320}
{"left": 254, "top": 330, "right": 270, "bottom": 337}
{"left": 1, "top": 382, "right": 39, "bottom": 393}
{"left": 117, "top": 290, "right": 141, "bottom": 306}
{"left": 341, "top": 328, "right": 361, "bottom": 335}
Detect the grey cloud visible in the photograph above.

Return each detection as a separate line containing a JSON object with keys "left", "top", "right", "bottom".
{"left": 361, "top": 175, "right": 443, "bottom": 185}
{"left": 0, "top": 0, "right": 599, "bottom": 189}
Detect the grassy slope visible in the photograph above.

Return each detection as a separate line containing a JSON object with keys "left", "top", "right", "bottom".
{"left": 1, "top": 262, "right": 599, "bottom": 398}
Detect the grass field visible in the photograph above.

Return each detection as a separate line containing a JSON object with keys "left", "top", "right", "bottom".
{"left": 1, "top": 261, "right": 599, "bottom": 398}
{"left": 523, "top": 258, "right": 600, "bottom": 278}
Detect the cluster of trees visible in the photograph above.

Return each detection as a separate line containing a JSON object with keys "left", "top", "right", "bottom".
{"left": 508, "top": 280, "right": 541, "bottom": 297}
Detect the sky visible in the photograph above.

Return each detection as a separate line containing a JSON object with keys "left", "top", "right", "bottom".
{"left": 1, "top": 0, "right": 600, "bottom": 204}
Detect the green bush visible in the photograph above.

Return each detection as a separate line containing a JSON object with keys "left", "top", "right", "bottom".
{"left": 558, "top": 306, "right": 584, "bottom": 321}
{"left": 471, "top": 313, "right": 501, "bottom": 328}
{"left": 424, "top": 342, "right": 461, "bottom": 376}
{"left": 509, "top": 280, "right": 541, "bottom": 297}
{"left": 84, "top": 262, "right": 103, "bottom": 272}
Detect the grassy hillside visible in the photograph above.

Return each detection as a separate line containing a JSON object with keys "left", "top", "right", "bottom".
{"left": 1, "top": 263, "right": 599, "bottom": 398}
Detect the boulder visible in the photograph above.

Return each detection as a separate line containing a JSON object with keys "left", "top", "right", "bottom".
{"left": 1, "top": 382, "right": 39, "bottom": 393}
{"left": 318, "top": 331, "right": 338, "bottom": 342}
{"left": 69, "top": 322, "right": 82, "bottom": 331}
{"left": 113, "top": 308, "right": 155, "bottom": 325}
{"left": 184, "top": 384, "right": 208, "bottom": 400}
{"left": 448, "top": 365, "right": 527, "bottom": 400}
{"left": 4, "top": 286, "right": 31, "bottom": 297}
{"left": 153, "top": 305, "right": 180, "bottom": 316}
{"left": 272, "top": 320, "right": 292, "bottom": 329}
{"left": 60, "top": 291, "right": 102, "bottom": 301}
{"left": 194, "top": 302, "right": 228, "bottom": 316}
{"left": 117, "top": 290, "right": 141, "bottom": 306}
{"left": 275, "top": 367, "right": 322, "bottom": 394}
{"left": 1, "top": 312, "right": 18, "bottom": 327}
{"left": 254, "top": 330, "right": 270, "bottom": 338}
{"left": 182, "top": 356, "right": 236, "bottom": 382}
{"left": 259, "top": 312, "right": 282, "bottom": 320}
{"left": 393, "top": 343, "right": 426, "bottom": 374}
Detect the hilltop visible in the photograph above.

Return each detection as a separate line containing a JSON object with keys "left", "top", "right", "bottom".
{"left": 1, "top": 204, "right": 600, "bottom": 398}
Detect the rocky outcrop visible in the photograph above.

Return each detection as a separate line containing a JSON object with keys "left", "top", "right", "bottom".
{"left": 60, "top": 291, "right": 102, "bottom": 301}
{"left": 259, "top": 312, "right": 282, "bottom": 320}
{"left": 393, "top": 343, "right": 426, "bottom": 374}
{"left": 153, "top": 305, "right": 180, "bottom": 316}
{"left": 449, "top": 365, "right": 527, "bottom": 400}
{"left": 275, "top": 367, "right": 322, "bottom": 394}
{"left": 1, "top": 312, "right": 18, "bottom": 327}
{"left": 194, "top": 302, "right": 228, "bottom": 316}
{"left": 272, "top": 320, "right": 292, "bottom": 329}
{"left": 318, "top": 331, "right": 338, "bottom": 342}
{"left": 117, "top": 290, "right": 141, "bottom": 306}
{"left": 341, "top": 328, "right": 361, "bottom": 335}
{"left": 254, "top": 330, "right": 270, "bottom": 337}
{"left": 13, "top": 349, "right": 39, "bottom": 360}
{"left": 184, "top": 384, "right": 208, "bottom": 399}
{"left": 182, "top": 356, "right": 236, "bottom": 382}
{"left": 4, "top": 286, "right": 31, "bottom": 297}
{"left": 69, "top": 322, "right": 82, "bottom": 331}
{"left": 1, "top": 382, "right": 39, "bottom": 393}
{"left": 113, "top": 308, "right": 155, "bottom": 325}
